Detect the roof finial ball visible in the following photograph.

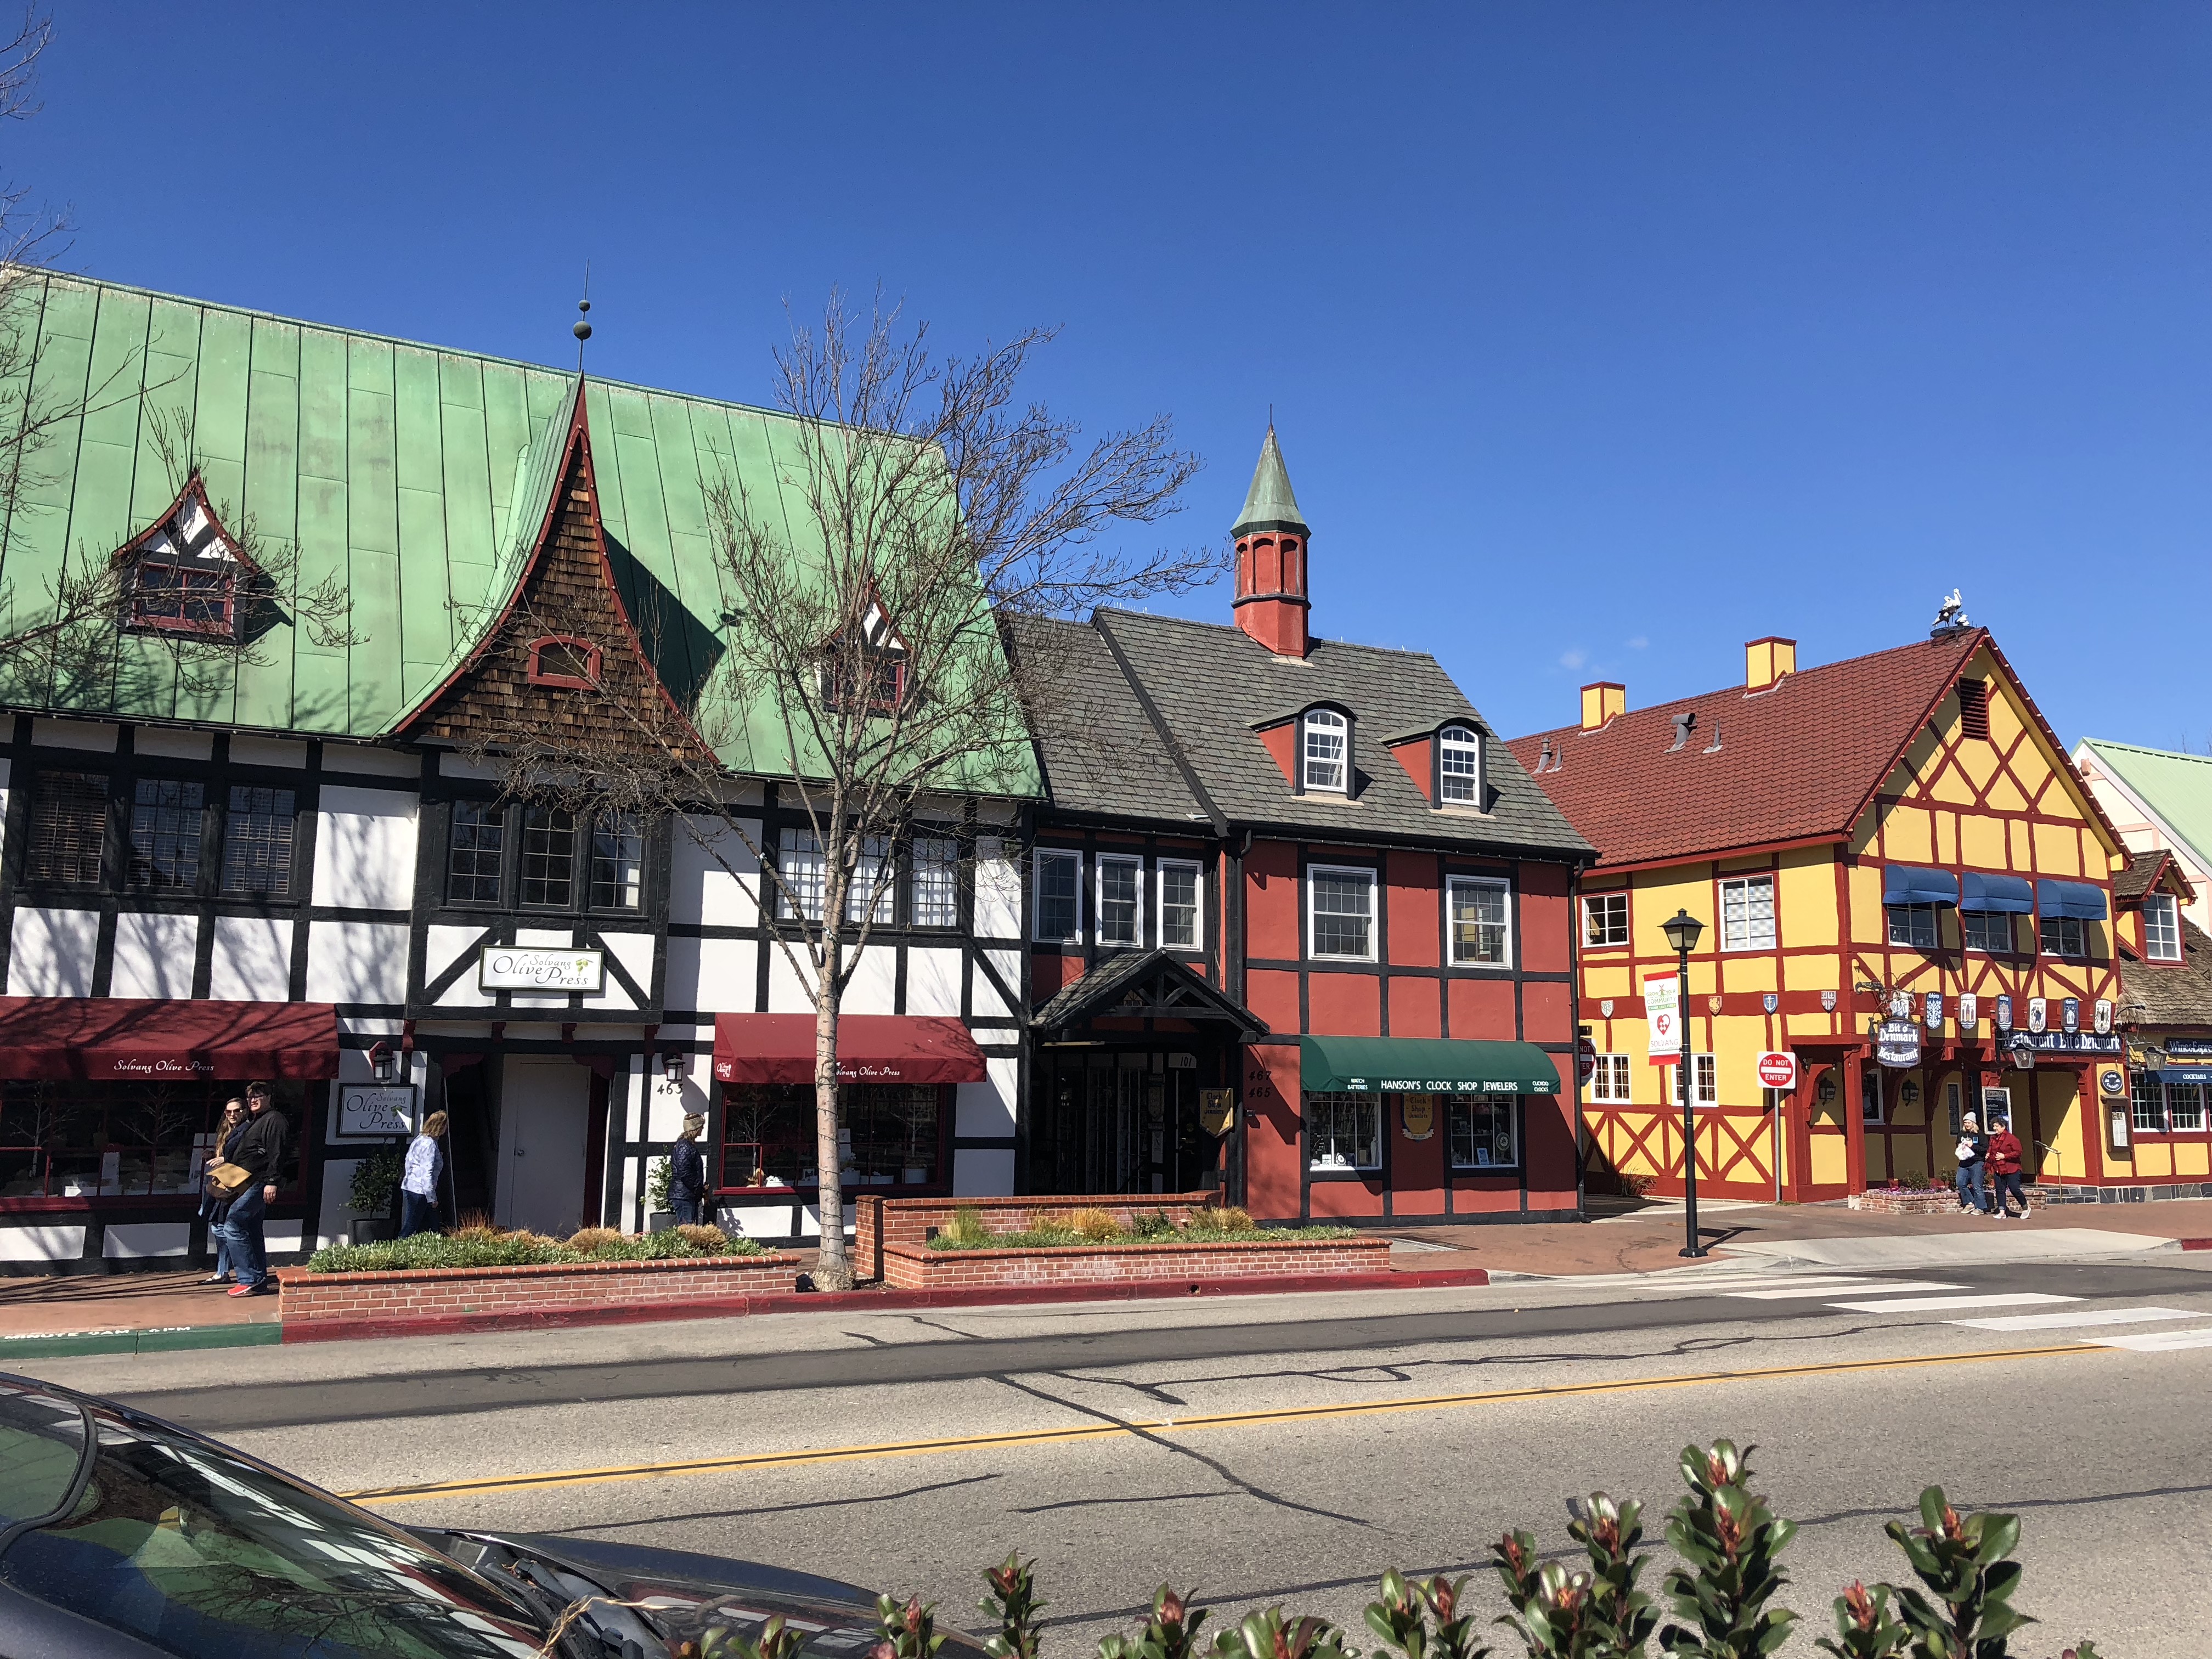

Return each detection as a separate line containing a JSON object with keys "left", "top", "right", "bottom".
{"left": 573, "top": 299, "right": 592, "bottom": 344}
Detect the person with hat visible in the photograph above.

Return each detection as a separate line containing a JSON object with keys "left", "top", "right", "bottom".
{"left": 670, "top": 1113, "right": 710, "bottom": 1227}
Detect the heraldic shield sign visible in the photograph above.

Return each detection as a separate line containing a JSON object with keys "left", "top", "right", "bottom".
{"left": 1821, "top": 990, "right": 1837, "bottom": 1012}
{"left": 1763, "top": 992, "right": 1779, "bottom": 1014}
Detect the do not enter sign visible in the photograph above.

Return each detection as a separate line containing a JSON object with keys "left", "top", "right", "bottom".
{"left": 1756, "top": 1051, "right": 1797, "bottom": 1091}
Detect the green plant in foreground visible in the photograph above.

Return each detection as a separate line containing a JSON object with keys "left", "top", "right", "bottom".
{"left": 1365, "top": 1568, "right": 1491, "bottom": 1659}
{"left": 347, "top": 1147, "right": 404, "bottom": 1215}
{"left": 1210, "top": 1607, "right": 1351, "bottom": 1659}
{"left": 1656, "top": 1440, "right": 1796, "bottom": 1658}
{"left": 981, "top": 1554, "right": 1046, "bottom": 1659}
{"left": 1102, "top": 1584, "right": 1211, "bottom": 1659}
{"left": 1881, "top": 1487, "right": 2033, "bottom": 1658}
{"left": 873, "top": 1594, "right": 947, "bottom": 1659}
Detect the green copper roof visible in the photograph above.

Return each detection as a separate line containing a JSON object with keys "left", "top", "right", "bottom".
{"left": 2081, "top": 738, "right": 2212, "bottom": 877}
{"left": 1232, "top": 425, "right": 1307, "bottom": 535}
{"left": 0, "top": 273, "right": 1039, "bottom": 797}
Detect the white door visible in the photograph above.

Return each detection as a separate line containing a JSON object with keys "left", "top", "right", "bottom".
{"left": 495, "top": 1060, "right": 591, "bottom": 1235}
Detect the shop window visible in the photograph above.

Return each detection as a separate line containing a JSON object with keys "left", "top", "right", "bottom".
{"left": 1719, "top": 875, "right": 1775, "bottom": 951}
{"left": 719, "top": 1082, "right": 942, "bottom": 1188}
{"left": 2144, "top": 894, "right": 2182, "bottom": 963}
{"left": 26, "top": 771, "right": 109, "bottom": 889}
{"left": 1302, "top": 708, "right": 1347, "bottom": 794}
{"left": 2169, "top": 1082, "right": 2205, "bottom": 1133}
{"left": 1033, "top": 849, "right": 1080, "bottom": 943}
{"left": 1158, "top": 860, "right": 1201, "bottom": 950}
{"left": 1448, "top": 875, "right": 1511, "bottom": 965}
{"left": 518, "top": 805, "right": 577, "bottom": 909}
{"left": 1449, "top": 1093, "right": 1519, "bottom": 1169}
{"left": 1438, "top": 725, "right": 1480, "bottom": 804}
{"left": 847, "top": 835, "right": 894, "bottom": 925}
{"left": 2132, "top": 1074, "right": 2166, "bottom": 1134}
{"left": 1306, "top": 1092, "right": 1381, "bottom": 1171}
{"left": 0, "top": 1079, "right": 302, "bottom": 1202}
{"left": 128, "top": 779, "right": 203, "bottom": 891}
{"left": 2039, "top": 915, "right": 2085, "bottom": 959}
{"left": 1588, "top": 1053, "right": 1633, "bottom": 1104}
{"left": 447, "top": 801, "right": 506, "bottom": 905}
{"left": 912, "top": 837, "right": 960, "bottom": 929}
{"left": 590, "top": 813, "right": 644, "bottom": 911}
{"left": 1886, "top": 902, "right": 1939, "bottom": 951}
{"left": 221, "top": 786, "right": 296, "bottom": 897}
{"left": 1583, "top": 892, "right": 1628, "bottom": 948}
{"left": 1097, "top": 855, "right": 1142, "bottom": 949}
{"left": 1963, "top": 909, "right": 2012, "bottom": 954}
{"left": 1308, "top": 865, "right": 1375, "bottom": 960}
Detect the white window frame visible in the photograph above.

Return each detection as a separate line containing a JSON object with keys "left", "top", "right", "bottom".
{"left": 1306, "top": 864, "right": 1378, "bottom": 961}
{"left": 1095, "top": 854, "right": 1144, "bottom": 950}
{"left": 2169, "top": 1081, "right": 2206, "bottom": 1132}
{"left": 1437, "top": 724, "right": 1481, "bottom": 805}
{"left": 1664, "top": 1053, "right": 1718, "bottom": 1106}
{"left": 2132, "top": 1074, "right": 2166, "bottom": 1134}
{"left": 1962, "top": 907, "right": 2012, "bottom": 954}
{"left": 846, "top": 833, "right": 894, "bottom": 925}
{"left": 2039, "top": 913, "right": 2085, "bottom": 960}
{"left": 1302, "top": 707, "right": 1348, "bottom": 794}
{"left": 1032, "top": 849, "right": 1082, "bottom": 944}
{"left": 1448, "top": 874, "right": 1513, "bottom": 966}
{"left": 1582, "top": 891, "right": 1629, "bottom": 949}
{"left": 1719, "top": 874, "right": 1776, "bottom": 951}
{"left": 777, "top": 826, "right": 827, "bottom": 922}
{"left": 1886, "top": 901, "right": 1939, "bottom": 951}
{"left": 1447, "top": 1093, "right": 1520, "bottom": 1169}
{"left": 2144, "top": 893, "right": 2182, "bottom": 963}
{"left": 1158, "top": 859, "right": 1203, "bottom": 952}
{"left": 1588, "top": 1053, "right": 1633, "bottom": 1104}
{"left": 910, "top": 835, "right": 960, "bottom": 930}
{"left": 1305, "top": 1091, "right": 1383, "bottom": 1171}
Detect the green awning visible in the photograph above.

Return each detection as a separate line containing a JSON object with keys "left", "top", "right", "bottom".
{"left": 1299, "top": 1036, "right": 1561, "bottom": 1096}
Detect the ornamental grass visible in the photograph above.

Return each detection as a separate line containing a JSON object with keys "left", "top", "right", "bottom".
{"left": 305, "top": 1221, "right": 763, "bottom": 1273}
{"left": 927, "top": 1206, "right": 1353, "bottom": 1252}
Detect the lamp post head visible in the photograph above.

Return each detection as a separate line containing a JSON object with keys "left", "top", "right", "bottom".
{"left": 1660, "top": 909, "right": 1705, "bottom": 956}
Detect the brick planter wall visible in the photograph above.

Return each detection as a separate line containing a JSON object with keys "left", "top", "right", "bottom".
{"left": 275, "top": 1251, "right": 801, "bottom": 1333}
{"left": 856, "top": 1193, "right": 1212, "bottom": 1283}
{"left": 882, "top": 1234, "right": 1391, "bottom": 1291}
{"left": 1849, "top": 1187, "right": 2042, "bottom": 1214}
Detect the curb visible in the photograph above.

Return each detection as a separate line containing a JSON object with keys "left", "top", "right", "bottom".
{"left": 278, "top": 1263, "right": 1493, "bottom": 1344}
{"left": 1, "top": 1322, "right": 284, "bottom": 1360}
{"left": 2182, "top": 1239, "right": 2212, "bottom": 1252}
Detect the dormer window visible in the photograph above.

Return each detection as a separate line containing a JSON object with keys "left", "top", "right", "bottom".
{"left": 1302, "top": 707, "right": 1347, "bottom": 793}
{"left": 820, "top": 593, "right": 910, "bottom": 716}
{"left": 1438, "top": 724, "right": 1480, "bottom": 804}
{"left": 116, "top": 475, "right": 251, "bottom": 640}
{"left": 2144, "top": 893, "right": 2182, "bottom": 963}
{"left": 527, "top": 635, "right": 603, "bottom": 689}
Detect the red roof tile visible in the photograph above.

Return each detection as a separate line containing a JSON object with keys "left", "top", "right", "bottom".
{"left": 1505, "top": 631, "right": 1985, "bottom": 869}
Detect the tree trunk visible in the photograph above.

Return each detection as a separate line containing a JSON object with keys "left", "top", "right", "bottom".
{"left": 813, "top": 881, "right": 852, "bottom": 1290}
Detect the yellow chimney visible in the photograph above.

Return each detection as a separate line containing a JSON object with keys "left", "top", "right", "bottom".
{"left": 1745, "top": 636, "right": 1797, "bottom": 690}
{"left": 1580, "top": 681, "right": 1626, "bottom": 730}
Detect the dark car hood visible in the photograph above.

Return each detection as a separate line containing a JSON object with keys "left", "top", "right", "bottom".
{"left": 411, "top": 1527, "right": 989, "bottom": 1657}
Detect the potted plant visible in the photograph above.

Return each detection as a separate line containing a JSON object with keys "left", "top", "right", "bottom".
{"left": 347, "top": 1148, "right": 404, "bottom": 1245}
{"left": 646, "top": 1155, "right": 675, "bottom": 1233}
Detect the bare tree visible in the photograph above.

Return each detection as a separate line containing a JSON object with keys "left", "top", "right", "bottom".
{"left": 460, "top": 294, "right": 1222, "bottom": 1285}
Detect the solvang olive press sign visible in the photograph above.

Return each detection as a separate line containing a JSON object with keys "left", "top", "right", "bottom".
{"left": 478, "top": 946, "right": 606, "bottom": 994}
{"left": 338, "top": 1086, "right": 416, "bottom": 1137}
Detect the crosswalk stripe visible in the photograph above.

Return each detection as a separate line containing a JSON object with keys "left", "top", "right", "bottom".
{"left": 1727, "top": 1280, "right": 1960, "bottom": 1300}
{"left": 2079, "top": 1328, "right": 2212, "bottom": 1352}
{"left": 1952, "top": 1306, "right": 2204, "bottom": 1332}
{"left": 1826, "top": 1293, "right": 2078, "bottom": 1313}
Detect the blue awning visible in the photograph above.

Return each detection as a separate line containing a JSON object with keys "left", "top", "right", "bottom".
{"left": 1883, "top": 865, "right": 1959, "bottom": 907}
{"left": 1960, "top": 872, "right": 2034, "bottom": 915}
{"left": 2036, "top": 879, "right": 2108, "bottom": 921}
{"left": 2152, "top": 1068, "right": 2212, "bottom": 1087}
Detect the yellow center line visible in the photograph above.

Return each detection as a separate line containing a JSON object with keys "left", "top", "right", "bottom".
{"left": 345, "top": 1340, "right": 2106, "bottom": 1506}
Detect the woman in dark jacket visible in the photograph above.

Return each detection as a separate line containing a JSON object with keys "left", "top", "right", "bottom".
{"left": 671, "top": 1114, "right": 709, "bottom": 1227}
{"left": 198, "top": 1099, "right": 249, "bottom": 1285}
{"left": 1954, "top": 1113, "right": 1992, "bottom": 1216}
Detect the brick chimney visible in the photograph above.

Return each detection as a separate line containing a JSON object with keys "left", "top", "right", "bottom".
{"left": 1745, "top": 636, "right": 1797, "bottom": 690}
{"left": 1581, "top": 682, "right": 1626, "bottom": 730}
{"left": 1232, "top": 426, "right": 1310, "bottom": 658}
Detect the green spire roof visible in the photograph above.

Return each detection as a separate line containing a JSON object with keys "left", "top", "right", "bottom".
{"left": 1232, "top": 425, "right": 1307, "bottom": 535}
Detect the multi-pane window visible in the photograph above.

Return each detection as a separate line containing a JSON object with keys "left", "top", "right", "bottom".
{"left": 26, "top": 772, "right": 108, "bottom": 888}
{"left": 1863, "top": 1068, "right": 1885, "bottom": 1124}
{"left": 1719, "top": 875, "right": 1775, "bottom": 951}
{"left": 847, "top": 835, "right": 895, "bottom": 925}
{"left": 912, "top": 837, "right": 960, "bottom": 929}
{"left": 518, "top": 805, "right": 577, "bottom": 909}
{"left": 2144, "top": 893, "right": 2182, "bottom": 963}
{"left": 1448, "top": 876, "right": 1510, "bottom": 965}
{"left": 1664, "top": 1054, "right": 1718, "bottom": 1106}
{"left": 1588, "top": 1053, "right": 1633, "bottom": 1103}
{"left": 0, "top": 1078, "right": 302, "bottom": 1201}
{"left": 2132, "top": 1074, "right": 2167, "bottom": 1133}
{"left": 1096, "top": 857, "right": 1142, "bottom": 949}
{"left": 221, "top": 786, "right": 295, "bottom": 896}
{"left": 1583, "top": 893, "right": 1629, "bottom": 948}
{"left": 1886, "top": 902, "right": 1939, "bottom": 951}
{"left": 1034, "top": 850, "right": 1081, "bottom": 943}
{"left": 1302, "top": 708, "right": 1347, "bottom": 793}
{"left": 778, "top": 827, "right": 828, "bottom": 921}
{"left": 447, "top": 801, "right": 505, "bottom": 905}
{"left": 1306, "top": 1092, "right": 1381, "bottom": 1170}
{"left": 2039, "top": 914, "right": 2085, "bottom": 958}
{"left": 1963, "top": 909, "right": 2012, "bottom": 953}
{"left": 590, "top": 813, "right": 644, "bottom": 911}
{"left": 721, "top": 1082, "right": 941, "bottom": 1188}
{"left": 1159, "top": 861, "right": 1201, "bottom": 951}
{"left": 2171, "top": 1083, "right": 2207, "bottom": 1132}
{"left": 1309, "top": 866, "right": 1375, "bottom": 959}
{"left": 1448, "top": 1094, "right": 1518, "bottom": 1168}
{"left": 128, "top": 780, "right": 202, "bottom": 891}
{"left": 1438, "top": 725, "right": 1480, "bottom": 804}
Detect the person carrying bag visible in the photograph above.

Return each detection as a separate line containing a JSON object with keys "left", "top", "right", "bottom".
{"left": 225, "top": 1085, "right": 290, "bottom": 1297}
{"left": 1953, "top": 1112, "right": 1992, "bottom": 1216}
{"left": 199, "top": 1100, "right": 250, "bottom": 1286}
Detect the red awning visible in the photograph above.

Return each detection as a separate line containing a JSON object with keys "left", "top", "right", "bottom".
{"left": 0, "top": 997, "right": 341, "bottom": 1081}
{"left": 713, "top": 1014, "right": 987, "bottom": 1087}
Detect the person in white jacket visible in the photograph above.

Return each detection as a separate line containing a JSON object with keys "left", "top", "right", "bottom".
{"left": 400, "top": 1110, "right": 449, "bottom": 1237}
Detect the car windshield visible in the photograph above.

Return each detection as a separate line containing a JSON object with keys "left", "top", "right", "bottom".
{"left": 0, "top": 1393, "right": 554, "bottom": 1659}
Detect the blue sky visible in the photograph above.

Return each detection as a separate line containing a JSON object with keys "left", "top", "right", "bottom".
{"left": 19, "top": 3, "right": 2210, "bottom": 749}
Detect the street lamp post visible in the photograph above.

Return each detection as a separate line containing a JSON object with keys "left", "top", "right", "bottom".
{"left": 1660, "top": 908, "right": 1707, "bottom": 1259}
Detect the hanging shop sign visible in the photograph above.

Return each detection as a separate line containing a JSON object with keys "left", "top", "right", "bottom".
{"left": 1960, "top": 994, "right": 1979, "bottom": 1032}
{"left": 2027, "top": 998, "right": 2048, "bottom": 1034}
{"left": 2168, "top": 1039, "right": 2212, "bottom": 1060}
{"left": 1400, "top": 1096, "right": 1436, "bottom": 1141}
{"left": 1198, "top": 1089, "right": 1237, "bottom": 1136}
{"left": 1923, "top": 992, "right": 1944, "bottom": 1031}
{"left": 2062, "top": 998, "right": 2080, "bottom": 1034}
{"left": 1756, "top": 1051, "right": 1798, "bottom": 1091}
{"left": 1645, "top": 972, "right": 1679, "bottom": 1059}
{"left": 479, "top": 946, "right": 606, "bottom": 994}
{"left": 1876, "top": 1020, "right": 1923, "bottom": 1069}
{"left": 2094, "top": 1000, "right": 2113, "bottom": 1036}
{"left": 338, "top": 1085, "right": 416, "bottom": 1137}
{"left": 1995, "top": 995, "right": 2013, "bottom": 1031}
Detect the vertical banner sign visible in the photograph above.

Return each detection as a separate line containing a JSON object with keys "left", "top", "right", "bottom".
{"left": 2094, "top": 999, "right": 2113, "bottom": 1036}
{"left": 1996, "top": 995, "right": 2013, "bottom": 1031}
{"left": 1646, "top": 972, "right": 1680, "bottom": 1060}
{"left": 1960, "top": 994, "right": 1979, "bottom": 1032}
{"left": 2062, "top": 997, "right": 2080, "bottom": 1034}
{"left": 2028, "top": 998, "right": 2048, "bottom": 1034}
{"left": 1923, "top": 992, "right": 1944, "bottom": 1031}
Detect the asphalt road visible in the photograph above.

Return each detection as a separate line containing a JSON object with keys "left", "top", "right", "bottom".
{"left": 27, "top": 1253, "right": 2212, "bottom": 1657}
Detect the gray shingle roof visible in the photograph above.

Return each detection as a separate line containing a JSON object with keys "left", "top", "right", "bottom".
{"left": 1009, "top": 614, "right": 1209, "bottom": 827}
{"left": 1030, "top": 608, "right": 1590, "bottom": 855}
{"left": 2120, "top": 917, "right": 2212, "bottom": 1030}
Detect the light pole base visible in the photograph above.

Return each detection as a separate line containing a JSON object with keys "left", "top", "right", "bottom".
{"left": 1680, "top": 1245, "right": 1708, "bottom": 1258}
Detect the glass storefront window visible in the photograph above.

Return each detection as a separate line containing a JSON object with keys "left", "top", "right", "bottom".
{"left": 1305, "top": 1092, "right": 1381, "bottom": 1171}
{"left": 719, "top": 1083, "right": 943, "bottom": 1189}
{"left": 1448, "top": 1093, "right": 1519, "bottom": 1169}
{"left": 0, "top": 1081, "right": 304, "bottom": 1203}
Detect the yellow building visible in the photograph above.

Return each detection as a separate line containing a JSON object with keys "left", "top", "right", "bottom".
{"left": 1508, "top": 618, "right": 2142, "bottom": 1201}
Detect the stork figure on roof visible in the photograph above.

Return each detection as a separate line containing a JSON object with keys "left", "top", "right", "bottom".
{"left": 1931, "top": 588, "right": 1971, "bottom": 635}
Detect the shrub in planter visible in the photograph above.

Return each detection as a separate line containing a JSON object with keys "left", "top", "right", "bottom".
{"left": 304, "top": 1222, "right": 764, "bottom": 1273}
{"left": 347, "top": 1148, "right": 404, "bottom": 1217}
